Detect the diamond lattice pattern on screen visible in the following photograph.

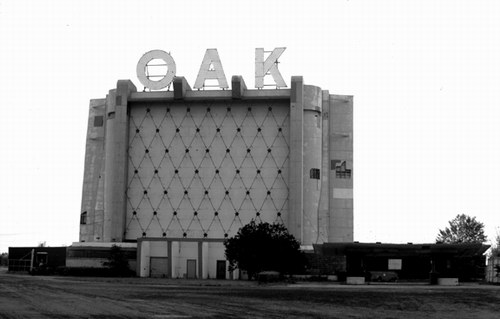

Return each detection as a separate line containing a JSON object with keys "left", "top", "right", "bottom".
{"left": 126, "top": 100, "right": 290, "bottom": 240}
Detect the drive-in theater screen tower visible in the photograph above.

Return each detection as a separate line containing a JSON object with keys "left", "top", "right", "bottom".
{"left": 77, "top": 48, "right": 353, "bottom": 278}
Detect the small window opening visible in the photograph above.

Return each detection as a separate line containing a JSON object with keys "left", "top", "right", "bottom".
{"left": 80, "top": 212, "right": 87, "bottom": 225}
{"left": 310, "top": 168, "right": 320, "bottom": 179}
{"left": 93, "top": 115, "right": 104, "bottom": 127}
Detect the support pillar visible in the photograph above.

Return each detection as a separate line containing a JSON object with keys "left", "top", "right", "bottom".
{"left": 289, "top": 76, "right": 304, "bottom": 242}
{"left": 201, "top": 242, "right": 209, "bottom": 279}
{"left": 167, "top": 241, "right": 172, "bottom": 278}
{"left": 138, "top": 240, "right": 151, "bottom": 277}
{"left": 302, "top": 84, "right": 322, "bottom": 245}
{"left": 318, "top": 90, "right": 331, "bottom": 243}
{"left": 171, "top": 241, "right": 179, "bottom": 278}
{"left": 103, "top": 80, "right": 136, "bottom": 242}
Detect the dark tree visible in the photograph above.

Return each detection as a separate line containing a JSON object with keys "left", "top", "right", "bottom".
{"left": 0, "top": 253, "right": 8, "bottom": 267}
{"left": 103, "top": 245, "right": 133, "bottom": 276}
{"left": 436, "top": 214, "right": 487, "bottom": 244}
{"left": 224, "top": 220, "right": 306, "bottom": 279}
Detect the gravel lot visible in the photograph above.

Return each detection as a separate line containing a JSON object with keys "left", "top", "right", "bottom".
{"left": 1, "top": 269, "right": 499, "bottom": 318}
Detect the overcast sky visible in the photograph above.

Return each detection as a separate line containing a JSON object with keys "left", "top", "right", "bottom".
{"left": 1, "top": 0, "right": 499, "bottom": 253}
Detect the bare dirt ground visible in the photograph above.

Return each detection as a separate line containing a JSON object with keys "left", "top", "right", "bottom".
{"left": 0, "top": 269, "right": 499, "bottom": 318}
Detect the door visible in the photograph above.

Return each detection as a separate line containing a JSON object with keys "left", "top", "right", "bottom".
{"left": 150, "top": 257, "right": 169, "bottom": 278}
{"left": 216, "top": 260, "right": 226, "bottom": 279}
{"left": 186, "top": 259, "right": 197, "bottom": 279}
{"left": 36, "top": 252, "right": 48, "bottom": 267}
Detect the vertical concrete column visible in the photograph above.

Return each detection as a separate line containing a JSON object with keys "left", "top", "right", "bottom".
{"left": 289, "top": 76, "right": 304, "bottom": 242}
{"left": 138, "top": 240, "right": 151, "bottom": 277}
{"left": 201, "top": 242, "right": 209, "bottom": 279}
{"left": 198, "top": 242, "right": 203, "bottom": 279}
{"left": 103, "top": 80, "right": 137, "bottom": 242}
{"left": 302, "top": 85, "right": 322, "bottom": 246}
{"left": 328, "top": 95, "right": 354, "bottom": 242}
{"left": 171, "top": 241, "right": 179, "bottom": 278}
{"left": 317, "top": 90, "right": 331, "bottom": 243}
{"left": 93, "top": 161, "right": 105, "bottom": 242}
{"left": 173, "top": 76, "right": 192, "bottom": 99}
{"left": 231, "top": 75, "right": 247, "bottom": 99}
{"left": 167, "top": 241, "right": 172, "bottom": 278}
{"left": 136, "top": 239, "right": 142, "bottom": 276}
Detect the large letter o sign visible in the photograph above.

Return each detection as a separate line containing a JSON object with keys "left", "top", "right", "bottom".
{"left": 136, "top": 50, "right": 176, "bottom": 90}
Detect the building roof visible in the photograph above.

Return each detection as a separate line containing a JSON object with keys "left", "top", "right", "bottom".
{"left": 314, "top": 242, "right": 490, "bottom": 258}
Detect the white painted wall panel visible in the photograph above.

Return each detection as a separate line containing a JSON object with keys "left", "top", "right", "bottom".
{"left": 126, "top": 100, "right": 290, "bottom": 240}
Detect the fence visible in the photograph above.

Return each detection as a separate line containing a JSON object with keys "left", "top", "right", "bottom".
{"left": 8, "top": 259, "right": 31, "bottom": 272}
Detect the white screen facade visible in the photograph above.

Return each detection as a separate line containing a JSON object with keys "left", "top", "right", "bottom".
{"left": 126, "top": 100, "right": 290, "bottom": 240}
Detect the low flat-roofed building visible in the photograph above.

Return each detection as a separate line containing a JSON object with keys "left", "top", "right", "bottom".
{"left": 8, "top": 247, "right": 67, "bottom": 272}
{"left": 314, "top": 242, "right": 490, "bottom": 282}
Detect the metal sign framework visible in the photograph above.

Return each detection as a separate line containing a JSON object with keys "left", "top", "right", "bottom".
{"left": 136, "top": 48, "right": 287, "bottom": 91}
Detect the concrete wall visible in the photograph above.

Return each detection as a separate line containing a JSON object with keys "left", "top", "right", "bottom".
{"left": 172, "top": 241, "right": 198, "bottom": 278}
{"left": 149, "top": 241, "right": 169, "bottom": 256}
{"left": 80, "top": 99, "right": 106, "bottom": 242}
{"left": 328, "top": 95, "right": 354, "bottom": 242}
{"left": 317, "top": 91, "right": 331, "bottom": 243}
{"left": 136, "top": 239, "right": 227, "bottom": 278}
{"left": 206, "top": 242, "right": 227, "bottom": 278}
{"left": 79, "top": 76, "right": 354, "bottom": 277}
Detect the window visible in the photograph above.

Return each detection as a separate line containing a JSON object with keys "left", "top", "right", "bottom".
{"left": 93, "top": 115, "right": 104, "bottom": 127}
{"left": 310, "top": 168, "right": 320, "bottom": 179}
{"left": 336, "top": 169, "right": 351, "bottom": 179}
{"left": 80, "top": 212, "right": 87, "bottom": 225}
